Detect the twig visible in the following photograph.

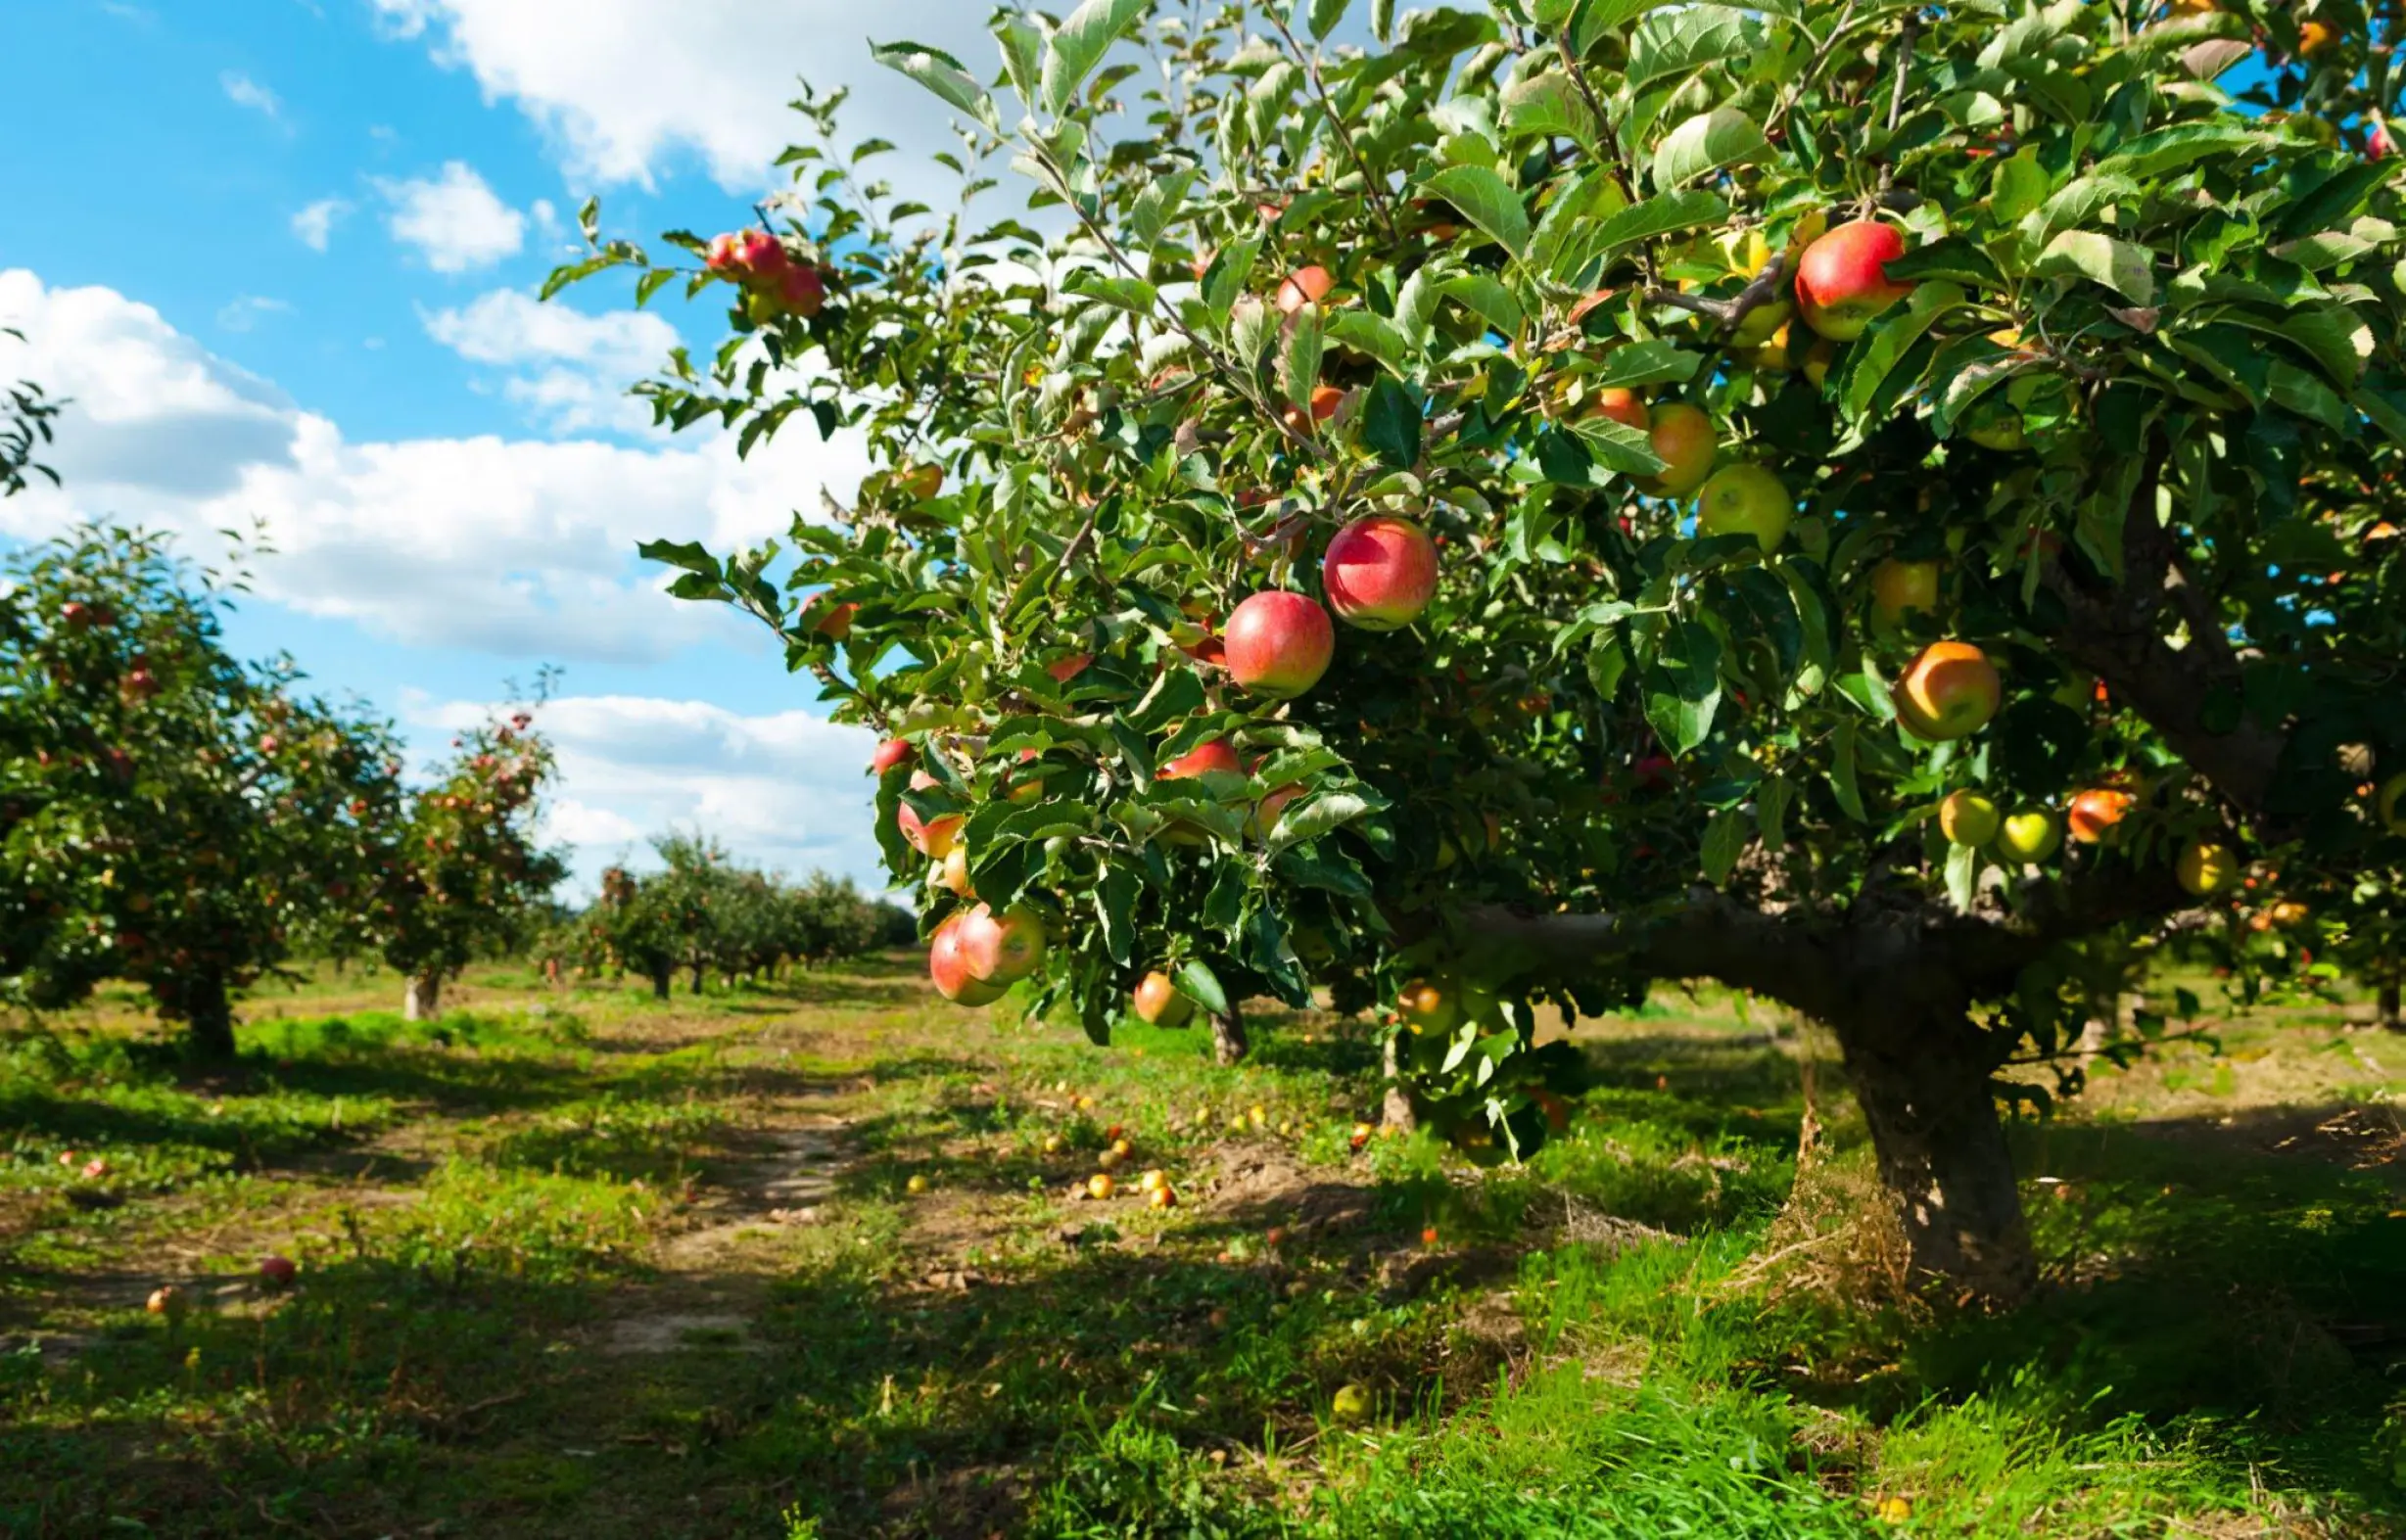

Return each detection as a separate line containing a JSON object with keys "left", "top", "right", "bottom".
{"left": 1266, "top": 11, "right": 1401, "bottom": 246}
{"left": 1885, "top": 13, "right": 1920, "bottom": 133}
{"left": 1555, "top": 27, "right": 1641, "bottom": 210}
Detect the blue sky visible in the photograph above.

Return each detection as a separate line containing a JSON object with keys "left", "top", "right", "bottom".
{"left": 0, "top": 0, "right": 987, "bottom": 897}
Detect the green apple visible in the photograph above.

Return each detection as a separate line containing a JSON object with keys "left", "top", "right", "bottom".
{"left": 1995, "top": 809, "right": 2061, "bottom": 863}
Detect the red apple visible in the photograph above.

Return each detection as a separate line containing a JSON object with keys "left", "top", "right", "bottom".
{"left": 1638, "top": 402, "right": 1716, "bottom": 496}
{"left": 956, "top": 903, "right": 1047, "bottom": 983}
{"left": 1587, "top": 388, "right": 1649, "bottom": 431}
{"left": 1133, "top": 970, "right": 1194, "bottom": 1027}
{"left": 1893, "top": 641, "right": 2002, "bottom": 740}
{"left": 1160, "top": 739, "right": 1241, "bottom": 779}
{"left": 1276, "top": 265, "right": 1334, "bottom": 314}
{"left": 2067, "top": 788, "right": 2136, "bottom": 844}
{"left": 773, "top": 263, "right": 824, "bottom": 318}
{"left": 1249, "top": 779, "right": 1304, "bottom": 840}
{"left": 1795, "top": 219, "right": 1911, "bottom": 342}
{"left": 897, "top": 770, "right": 964, "bottom": 859}
{"left": 1046, "top": 653, "right": 1093, "bottom": 684}
{"left": 1322, "top": 516, "right": 1439, "bottom": 631}
{"left": 929, "top": 915, "right": 1007, "bottom": 1005}
{"left": 1224, "top": 591, "right": 1334, "bottom": 699}
{"left": 259, "top": 1255, "right": 298, "bottom": 1288}
{"left": 871, "top": 738, "right": 914, "bottom": 775}
{"left": 1695, "top": 464, "right": 1790, "bottom": 553}
{"left": 1396, "top": 979, "right": 1458, "bottom": 1035}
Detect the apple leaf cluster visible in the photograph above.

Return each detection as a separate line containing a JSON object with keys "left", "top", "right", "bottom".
{"left": 557, "top": 0, "right": 2406, "bottom": 1289}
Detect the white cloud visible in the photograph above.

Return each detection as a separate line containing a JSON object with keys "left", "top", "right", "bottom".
{"left": 216, "top": 296, "right": 294, "bottom": 333}
{"left": 220, "top": 70, "right": 285, "bottom": 124}
{"left": 367, "top": 0, "right": 993, "bottom": 191}
{"left": 292, "top": 197, "right": 352, "bottom": 252}
{"left": 422, "top": 288, "right": 678, "bottom": 435}
{"left": 409, "top": 691, "right": 886, "bottom": 897}
{"left": 378, "top": 162, "right": 527, "bottom": 273}
{"left": 0, "top": 268, "right": 870, "bottom": 663}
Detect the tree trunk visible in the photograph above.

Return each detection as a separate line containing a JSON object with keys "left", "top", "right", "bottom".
{"left": 402, "top": 973, "right": 441, "bottom": 1022}
{"left": 689, "top": 961, "right": 705, "bottom": 996}
{"left": 1381, "top": 1032, "right": 1417, "bottom": 1132}
{"left": 1210, "top": 1004, "right": 1249, "bottom": 1066}
{"left": 184, "top": 974, "right": 236, "bottom": 1062}
{"left": 2382, "top": 974, "right": 2402, "bottom": 1033}
{"left": 649, "top": 964, "right": 672, "bottom": 1002}
{"left": 1833, "top": 1005, "right": 2036, "bottom": 1302}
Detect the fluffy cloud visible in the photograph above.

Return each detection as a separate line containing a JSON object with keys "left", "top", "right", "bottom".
{"left": 369, "top": 0, "right": 996, "bottom": 190}
{"left": 378, "top": 162, "right": 527, "bottom": 273}
{"left": 292, "top": 197, "right": 352, "bottom": 253}
{"left": 422, "top": 287, "right": 680, "bottom": 434}
{"left": 0, "top": 268, "right": 869, "bottom": 663}
{"left": 220, "top": 71, "right": 286, "bottom": 126}
{"left": 407, "top": 690, "right": 885, "bottom": 896}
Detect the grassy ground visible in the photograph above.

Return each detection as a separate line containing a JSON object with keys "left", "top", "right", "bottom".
{"left": 2, "top": 959, "right": 2402, "bottom": 1538}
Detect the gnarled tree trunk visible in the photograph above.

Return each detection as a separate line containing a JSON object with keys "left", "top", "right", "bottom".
{"left": 182, "top": 973, "right": 236, "bottom": 1061}
{"left": 1829, "top": 1001, "right": 2036, "bottom": 1302}
{"left": 1210, "top": 1003, "right": 1249, "bottom": 1066}
{"left": 402, "top": 973, "right": 441, "bottom": 1021}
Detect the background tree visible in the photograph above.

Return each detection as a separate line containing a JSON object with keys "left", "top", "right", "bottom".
{"left": 365, "top": 710, "right": 569, "bottom": 1020}
{"left": 1, "top": 526, "right": 402, "bottom": 1056}
{"left": 1, "top": 328, "right": 60, "bottom": 499}
{"left": 562, "top": 0, "right": 2406, "bottom": 1300}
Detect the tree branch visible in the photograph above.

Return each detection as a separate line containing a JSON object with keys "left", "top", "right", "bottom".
{"left": 1266, "top": 12, "right": 1402, "bottom": 247}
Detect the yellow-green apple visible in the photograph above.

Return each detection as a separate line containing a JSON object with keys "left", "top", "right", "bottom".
{"left": 929, "top": 916, "right": 1007, "bottom": 1005}
{"left": 897, "top": 770, "right": 963, "bottom": 859}
{"left": 1730, "top": 298, "right": 1793, "bottom": 349}
{"left": 1396, "top": 979, "right": 1459, "bottom": 1035}
{"left": 1870, "top": 558, "right": 1939, "bottom": 623}
{"left": 2177, "top": 838, "right": 2240, "bottom": 897}
{"left": 1160, "top": 739, "right": 1242, "bottom": 780}
{"left": 957, "top": 903, "right": 1046, "bottom": 984}
{"left": 2267, "top": 899, "right": 2311, "bottom": 927}
{"left": 937, "top": 844, "right": 973, "bottom": 897}
{"left": 1964, "top": 403, "right": 2026, "bottom": 450}
{"left": 1148, "top": 1184, "right": 1177, "bottom": 1209}
{"left": 871, "top": 737, "right": 914, "bottom": 775}
{"left": 146, "top": 1285, "right": 185, "bottom": 1319}
{"left": 1133, "top": 970, "right": 1194, "bottom": 1027}
{"left": 2379, "top": 771, "right": 2406, "bottom": 833}
{"left": 1638, "top": 402, "right": 1716, "bottom": 496}
{"left": 1695, "top": 464, "right": 1791, "bottom": 553}
{"left": 898, "top": 462, "right": 944, "bottom": 500}
{"left": 1995, "top": 808, "right": 2062, "bottom": 863}
{"left": 1794, "top": 219, "right": 1911, "bottom": 341}
{"left": 1332, "top": 1383, "right": 1372, "bottom": 1423}
{"left": 905, "top": 1174, "right": 930, "bottom": 1195}
{"left": 2067, "top": 788, "right": 2136, "bottom": 845}
{"left": 1937, "top": 789, "right": 2001, "bottom": 847}
{"left": 1322, "top": 516, "right": 1439, "bottom": 630}
{"left": 1892, "top": 640, "right": 2002, "bottom": 740}
{"left": 1087, "top": 1173, "right": 1116, "bottom": 1199}
{"left": 1225, "top": 591, "right": 1334, "bottom": 698}
{"left": 1586, "top": 388, "right": 1649, "bottom": 431}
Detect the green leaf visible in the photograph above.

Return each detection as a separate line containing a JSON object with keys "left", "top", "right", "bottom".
{"left": 1650, "top": 109, "right": 1767, "bottom": 191}
{"left": 1628, "top": 5, "right": 1759, "bottom": 93}
{"left": 1643, "top": 620, "right": 1722, "bottom": 754}
{"left": 1372, "top": 0, "right": 1395, "bottom": 40}
{"left": 2035, "top": 229, "right": 2155, "bottom": 305}
{"left": 1499, "top": 72, "right": 1596, "bottom": 145}
{"left": 1096, "top": 863, "right": 1137, "bottom": 967}
{"left": 1280, "top": 301, "right": 1325, "bottom": 413}
{"left": 1422, "top": 164, "right": 1531, "bottom": 260}
{"left": 995, "top": 15, "right": 1045, "bottom": 106}
{"left": 1699, "top": 806, "right": 1747, "bottom": 886}
{"left": 1589, "top": 339, "right": 1702, "bottom": 389}
{"left": 1828, "top": 719, "right": 1868, "bottom": 821}
{"left": 2097, "top": 121, "right": 2265, "bottom": 182}
{"left": 1041, "top": 0, "right": 1148, "bottom": 116}
{"left": 1269, "top": 790, "right": 1376, "bottom": 851}
{"left": 1944, "top": 841, "right": 1979, "bottom": 912}
{"left": 1989, "top": 148, "right": 2051, "bottom": 226}
{"left": 1327, "top": 311, "right": 1415, "bottom": 375}
{"left": 1306, "top": 0, "right": 1352, "bottom": 39}
{"left": 1583, "top": 189, "right": 1727, "bottom": 257}
{"left": 1363, "top": 376, "right": 1424, "bottom": 470}
{"left": 1066, "top": 270, "right": 1158, "bottom": 313}
{"left": 1439, "top": 272, "right": 1525, "bottom": 336}
{"left": 871, "top": 40, "right": 996, "bottom": 125}
{"left": 1176, "top": 957, "right": 1230, "bottom": 1017}
{"left": 1568, "top": 415, "right": 1669, "bottom": 476}
{"left": 1757, "top": 773, "right": 1792, "bottom": 850}
{"left": 1844, "top": 282, "right": 1964, "bottom": 421}
{"left": 1203, "top": 236, "right": 1262, "bottom": 324}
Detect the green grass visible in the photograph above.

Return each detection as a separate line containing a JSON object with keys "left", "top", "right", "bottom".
{"left": 1, "top": 956, "right": 2401, "bottom": 1536}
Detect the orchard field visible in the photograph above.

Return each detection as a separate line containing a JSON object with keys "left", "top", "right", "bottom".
{"left": 3, "top": 957, "right": 2404, "bottom": 1537}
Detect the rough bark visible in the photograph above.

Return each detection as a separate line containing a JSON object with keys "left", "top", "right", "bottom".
{"left": 689, "top": 960, "right": 705, "bottom": 996}
{"left": 183, "top": 974, "right": 236, "bottom": 1061}
{"left": 402, "top": 973, "right": 441, "bottom": 1022}
{"left": 1381, "top": 1033, "right": 1417, "bottom": 1132}
{"left": 1830, "top": 1001, "right": 2037, "bottom": 1302}
{"left": 1210, "top": 1004, "right": 1249, "bottom": 1066}
{"left": 649, "top": 964, "right": 673, "bottom": 1002}
{"left": 2382, "top": 975, "right": 2403, "bottom": 1034}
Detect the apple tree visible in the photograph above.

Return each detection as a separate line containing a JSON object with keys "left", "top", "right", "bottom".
{"left": 558, "top": 0, "right": 2406, "bottom": 1298}
{"left": 361, "top": 711, "right": 569, "bottom": 1020}
{"left": 0, "top": 525, "right": 404, "bottom": 1057}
